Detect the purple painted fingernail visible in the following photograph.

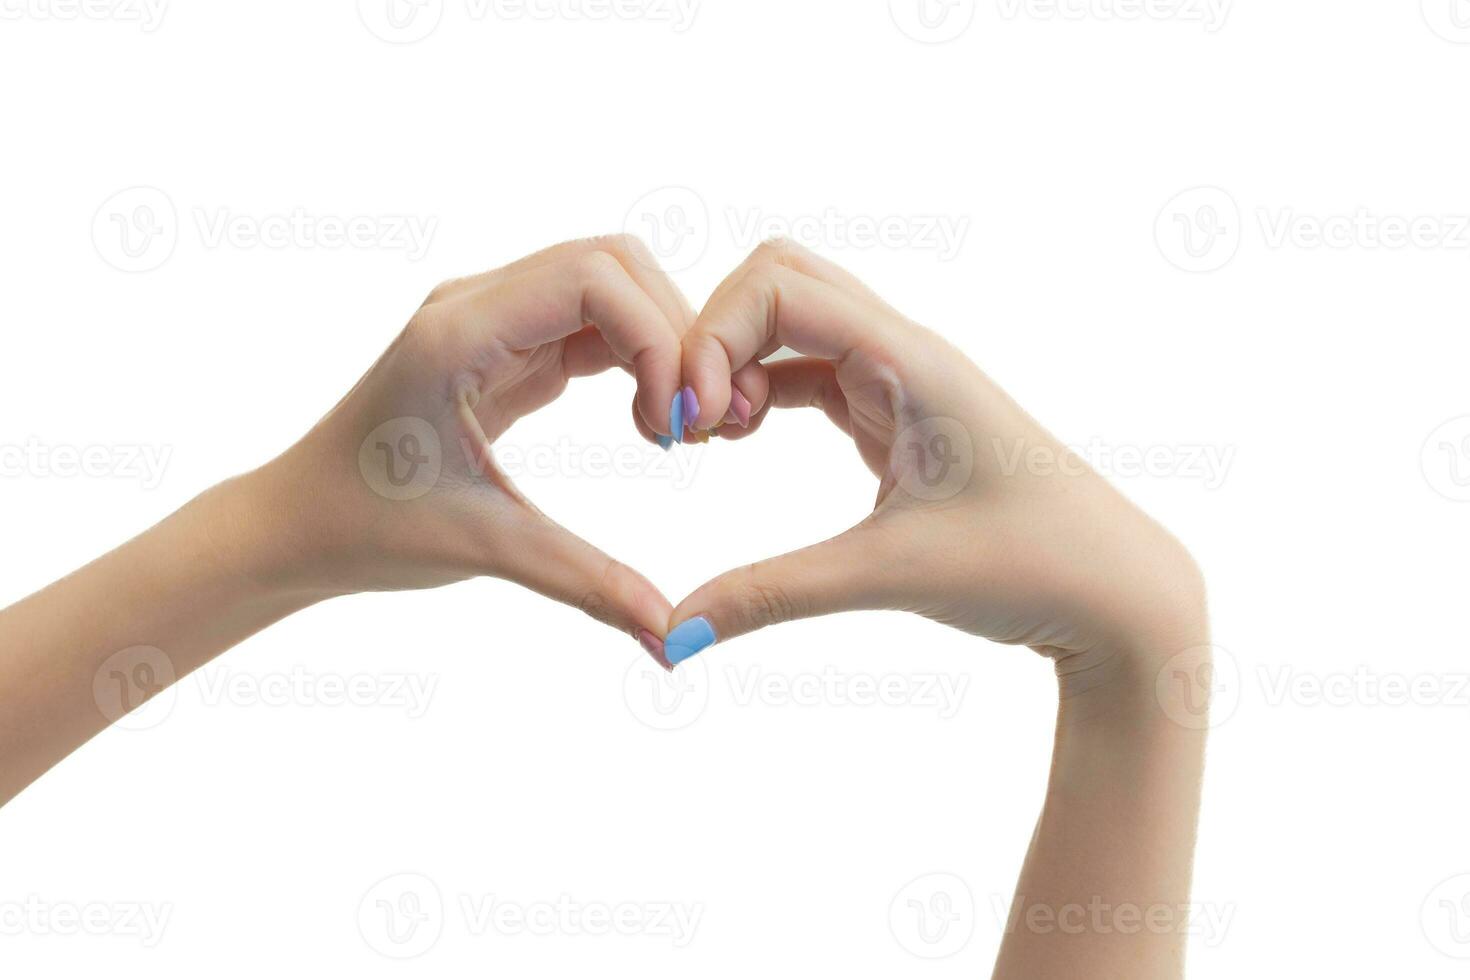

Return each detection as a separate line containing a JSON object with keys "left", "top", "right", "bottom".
{"left": 681, "top": 386, "right": 700, "bottom": 430}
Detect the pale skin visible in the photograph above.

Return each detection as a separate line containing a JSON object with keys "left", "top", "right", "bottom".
{"left": 0, "top": 236, "right": 1209, "bottom": 978}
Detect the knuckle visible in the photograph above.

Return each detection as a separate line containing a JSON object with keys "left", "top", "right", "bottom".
{"left": 753, "top": 236, "right": 805, "bottom": 264}
{"left": 734, "top": 571, "right": 799, "bottom": 629}
{"left": 598, "top": 232, "right": 655, "bottom": 267}
{"left": 572, "top": 248, "right": 626, "bottom": 287}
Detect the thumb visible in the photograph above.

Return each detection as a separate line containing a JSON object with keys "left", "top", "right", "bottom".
{"left": 664, "top": 524, "right": 900, "bottom": 666}
{"left": 499, "top": 515, "right": 675, "bottom": 666}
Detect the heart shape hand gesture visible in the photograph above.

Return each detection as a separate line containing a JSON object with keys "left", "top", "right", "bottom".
{"left": 277, "top": 234, "right": 1205, "bottom": 695}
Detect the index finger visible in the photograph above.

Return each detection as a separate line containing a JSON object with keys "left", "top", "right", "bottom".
{"left": 679, "top": 260, "right": 894, "bottom": 432}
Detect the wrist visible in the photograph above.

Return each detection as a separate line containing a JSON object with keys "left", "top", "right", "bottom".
{"left": 195, "top": 460, "right": 350, "bottom": 608}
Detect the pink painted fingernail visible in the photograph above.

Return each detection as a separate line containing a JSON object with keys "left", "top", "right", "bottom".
{"left": 730, "top": 388, "right": 752, "bottom": 428}
{"left": 638, "top": 629, "right": 673, "bottom": 672}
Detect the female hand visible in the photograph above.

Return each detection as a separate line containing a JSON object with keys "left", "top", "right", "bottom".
{"left": 256, "top": 234, "right": 692, "bottom": 643}
{"left": 660, "top": 240, "right": 1211, "bottom": 980}
{"left": 661, "top": 239, "right": 1208, "bottom": 692}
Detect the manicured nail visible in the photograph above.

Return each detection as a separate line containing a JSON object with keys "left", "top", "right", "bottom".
{"left": 681, "top": 386, "right": 700, "bottom": 430}
{"left": 665, "top": 616, "right": 716, "bottom": 666}
{"left": 638, "top": 629, "right": 673, "bottom": 672}
{"left": 669, "top": 390, "right": 684, "bottom": 445}
{"left": 730, "top": 388, "right": 752, "bottom": 428}
{"left": 656, "top": 434, "right": 672, "bottom": 451}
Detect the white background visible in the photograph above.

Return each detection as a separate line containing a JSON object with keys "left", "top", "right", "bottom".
{"left": 2, "top": 0, "right": 1468, "bottom": 975}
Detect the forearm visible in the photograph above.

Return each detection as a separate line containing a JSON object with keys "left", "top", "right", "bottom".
{"left": 992, "top": 642, "right": 1209, "bottom": 980}
{"left": 0, "top": 467, "right": 331, "bottom": 806}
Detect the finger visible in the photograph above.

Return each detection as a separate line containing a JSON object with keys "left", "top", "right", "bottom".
{"left": 431, "top": 234, "right": 698, "bottom": 340}
{"left": 501, "top": 512, "right": 675, "bottom": 661}
{"left": 464, "top": 250, "right": 683, "bottom": 439}
{"left": 681, "top": 262, "right": 894, "bottom": 431}
{"left": 700, "top": 238, "right": 890, "bottom": 322}
{"left": 662, "top": 524, "right": 902, "bottom": 663}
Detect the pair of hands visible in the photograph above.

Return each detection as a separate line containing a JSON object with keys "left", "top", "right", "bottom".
{"left": 260, "top": 235, "right": 1205, "bottom": 693}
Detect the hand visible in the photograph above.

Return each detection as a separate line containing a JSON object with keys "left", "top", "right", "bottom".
{"left": 253, "top": 235, "right": 692, "bottom": 644}
{"left": 660, "top": 240, "right": 1206, "bottom": 691}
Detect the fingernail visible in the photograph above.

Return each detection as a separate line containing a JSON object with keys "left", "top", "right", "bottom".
{"left": 681, "top": 386, "right": 700, "bottom": 430}
{"left": 669, "top": 390, "right": 684, "bottom": 445}
{"left": 730, "top": 388, "right": 752, "bottom": 428}
{"left": 665, "top": 616, "right": 716, "bottom": 666}
{"left": 638, "top": 629, "right": 673, "bottom": 672}
{"left": 656, "top": 434, "right": 672, "bottom": 451}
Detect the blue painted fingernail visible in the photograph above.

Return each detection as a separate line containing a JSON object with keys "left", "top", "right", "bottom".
{"left": 656, "top": 434, "right": 673, "bottom": 451}
{"left": 669, "top": 390, "right": 684, "bottom": 445}
{"left": 681, "top": 386, "right": 700, "bottom": 430}
{"left": 665, "top": 616, "right": 716, "bottom": 665}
